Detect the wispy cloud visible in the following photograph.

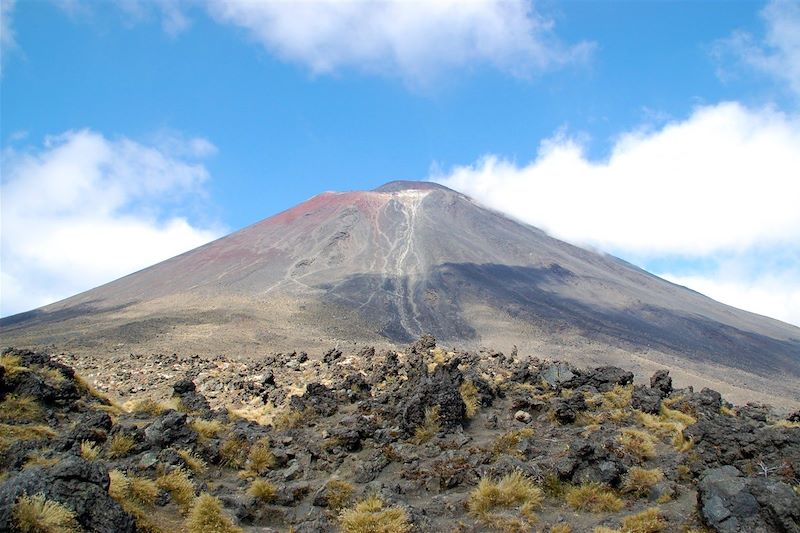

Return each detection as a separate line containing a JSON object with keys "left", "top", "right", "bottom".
{"left": 0, "top": 130, "right": 225, "bottom": 316}
{"left": 205, "top": 0, "right": 592, "bottom": 85}
{"left": 0, "top": 0, "right": 17, "bottom": 74}
{"left": 662, "top": 253, "right": 800, "bottom": 326}
{"left": 435, "top": 102, "right": 800, "bottom": 325}
{"left": 53, "top": 0, "right": 591, "bottom": 86}
{"left": 714, "top": 0, "right": 800, "bottom": 98}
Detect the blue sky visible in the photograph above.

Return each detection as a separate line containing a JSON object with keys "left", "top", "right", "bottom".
{"left": 1, "top": 0, "right": 799, "bottom": 325}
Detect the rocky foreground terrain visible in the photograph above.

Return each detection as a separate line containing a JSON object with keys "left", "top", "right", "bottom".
{"left": 1, "top": 337, "right": 799, "bottom": 533}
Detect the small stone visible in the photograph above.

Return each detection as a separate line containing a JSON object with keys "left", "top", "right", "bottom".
{"left": 514, "top": 410, "right": 532, "bottom": 423}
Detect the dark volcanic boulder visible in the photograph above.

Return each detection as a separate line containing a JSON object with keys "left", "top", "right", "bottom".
{"left": 56, "top": 410, "right": 113, "bottom": 450}
{"left": 0, "top": 456, "right": 135, "bottom": 533}
{"left": 144, "top": 410, "right": 197, "bottom": 449}
{"left": 698, "top": 466, "right": 800, "bottom": 532}
{"left": 685, "top": 413, "right": 800, "bottom": 478}
{"left": 562, "top": 366, "right": 633, "bottom": 392}
{"left": 650, "top": 370, "right": 672, "bottom": 395}
{"left": 552, "top": 394, "right": 588, "bottom": 424}
{"left": 400, "top": 357, "right": 466, "bottom": 433}
{"left": 172, "top": 378, "right": 212, "bottom": 415}
{"left": 672, "top": 387, "right": 723, "bottom": 418}
{"left": 556, "top": 436, "right": 629, "bottom": 487}
{"left": 323, "top": 348, "right": 343, "bottom": 364}
{"left": 290, "top": 382, "right": 338, "bottom": 417}
{"left": 631, "top": 385, "right": 663, "bottom": 414}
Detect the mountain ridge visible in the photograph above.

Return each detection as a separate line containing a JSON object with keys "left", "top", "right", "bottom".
{"left": 2, "top": 180, "right": 798, "bottom": 407}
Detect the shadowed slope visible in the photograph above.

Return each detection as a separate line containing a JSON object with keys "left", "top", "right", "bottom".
{"left": 2, "top": 181, "right": 798, "bottom": 403}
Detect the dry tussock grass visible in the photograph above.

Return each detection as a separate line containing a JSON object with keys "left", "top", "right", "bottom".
{"left": 618, "top": 428, "right": 657, "bottom": 460}
{"left": 411, "top": 406, "right": 441, "bottom": 444}
{"left": 13, "top": 493, "right": 79, "bottom": 533}
{"left": 621, "top": 467, "right": 664, "bottom": 498}
{"left": 186, "top": 493, "right": 243, "bottom": 533}
{"left": 467, "top": 471, "right": 543, "bottom": 531}
{"left": 338, "top": 495, "right": 411, "bottom": 533}
{"left": 565, "top": 483, "right": 624, "bottom": 513}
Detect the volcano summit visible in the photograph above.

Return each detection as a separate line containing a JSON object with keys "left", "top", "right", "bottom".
{"left": 2, "top": 181, "right": 799, "bottom": 406}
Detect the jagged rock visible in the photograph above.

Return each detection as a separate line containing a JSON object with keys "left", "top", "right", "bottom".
{"left": 2, "top": 350, "right": 79, "bottom": 404}
{"left": 371, "top": 351, "right": 400, "bottom": 383}
{"left": 650, "top": 370, "right": 672, "bottom": 395}
{"left": 539, "top": 362, "right": 576, "bottom": 388}
{"left": 401, "top": 357, "right": 466, "bottom": 433}
{"left": 172, "top": 378, "right": 212, "bottom": 414}
{"left": 56, "top": 410, "right": 113, "bottom": 450}
{"left": 697, "top": 466, "right": 800, "bottom": 532}
{"left": 552, "top": 394, "right": 587, "bottom": 424}
{"left": 673, "top": 387, "right": 723, "bottom": 418}
{"left": 556, "top": 436, "right": 629, "bottom": 487}
{"left": 323, "top": 348, "right": 342, "bottom": 364}
{"left": 562, "top": 366, "right": 634, "bottom": 392}
{"left": 144, "top": 410, "right": 197, "bottom": 449}
{"left": 685, "top": 414, "right": 800, "bottom": 476}
{"left": 788, "top": 411, "right": 800, "bottom": 423}
{"left": 0, "top": 456, "right": 135, "bottom": 533}
{"left": 410, "top": 334, "right": 436, "bottom": 354}
{"left": 631, "top": 385, "right": 662, "bottom": 414}
{"left": 341, "top": 373, "right": 371, "bottom": 402}
{"left": 353, "top": 450, "right": 390, "bottom": 483}
{"left": 737, "top": 403, "right": 770, "bottom": 424}
{"left": 290, "top": 382, "right": 338, "bottom": 417}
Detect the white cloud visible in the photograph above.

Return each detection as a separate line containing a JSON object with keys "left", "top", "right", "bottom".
{"left": 714, "top": 0, "right": 800, "bottom": 97}
{"left": 663, "top": 266, "right": 800, "bottom": 327}
{"left": 205, "top": 0, "right": 592, "bottom": 84}
{"left": 437, "top": 102, "right": 800, "bottom": 255}
{"left": 435, "top": 102, "right": 800, "bottom": 325}
{"left": 0, "top": 130, "right": 224, "bottom": 317}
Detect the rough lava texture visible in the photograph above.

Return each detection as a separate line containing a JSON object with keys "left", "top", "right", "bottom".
{"left": 1, "top": 341, "right": 798, "bottom": 532}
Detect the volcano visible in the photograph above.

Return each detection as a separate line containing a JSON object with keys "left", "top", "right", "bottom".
{"left": 2, "top": 181, "right": 799, "bottom": 405}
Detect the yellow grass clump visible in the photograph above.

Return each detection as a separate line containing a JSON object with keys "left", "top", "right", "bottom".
{"left": 80, "top": 440, "right": 100, "bottom": 461}
{"left": 467, "top": 471, "right": 543, "bottom": 530}
{"left": 490, "top": 428, "right": 534, "bottom": 459}
{"left": 219, "top": 436, "right": 249, "bottom": 469}
{"left": 338, "top": 495, "right": 411, "bottom": 533}
{"left": 1, "top": 353, "right": 26, "bottom": 376}
{"left": 109, "top": 470, "right": 166, "bottom": 533}
{"left": 191, "top": 418, "right": 224, "bottom": 439}
{"left": 247, "top": 478, "right": 277, "bottom": 502}
{"left": 411, "top": 405, "right": 441, "bottom": 445}
{"left": 459, "top": 380, "right": 480, "bottom": 418}
{"left": 325, "top": 479, "right": 355, "bottom": 511}
{"left": 550, "top": 524, "right": 572, "bottom": 533}
{"left": 246, "top": 437, "right": 275, "bottom": 475}
{"left": 0, "top": 395, "right": 44, "bottom": 423}
{"left": 156, "top": 467, "right": 195, "bottom": 511}
{"left": 620, "top": 507, "right": 667, "bottom": 532}
{"left": 107, "top": 434, "right": 136, "bottom": 459}
{"left": 618, "top": 428, "right": 657, "bottom": 460}
{"left": 178, "top": 449, "right": 207, "bottom": 474}
{"left": 565, "top": 483, "right": 624, "bottom": 513}
{"left": 129, "top": 398, "right": 166, "bottom": 416}
{"left": 23, "top": 454, "right": 59, "bottom": 469}
{"left": 621, "top": 467, "right": 664, "bottom": 498}
{"left": 601, "top": 385, "right": 634, "bottom": 410}
{"left": 272, "top": 408, "right": 305, "bottom": 430}
{"left": 0, "top": 424, "right": 57, "bottom": 453}
{"left": 12, "top": 493, "right": 80, "bottom": 533}
{"left": 186, "top": 493, "right": 243, "bottom": 533}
